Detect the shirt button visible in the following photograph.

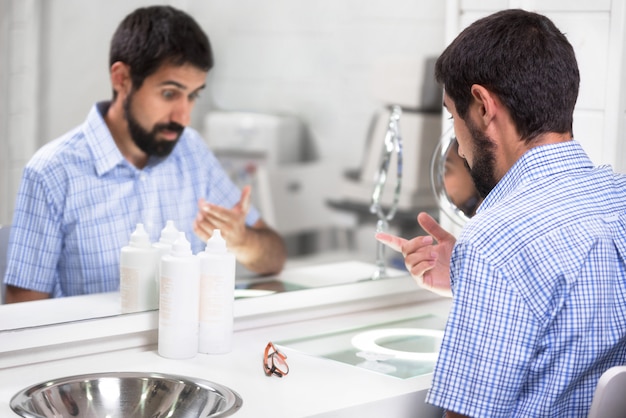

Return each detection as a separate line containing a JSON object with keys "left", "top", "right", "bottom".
{"left": 139, "top": 173, "right": 147, "bottom": 181}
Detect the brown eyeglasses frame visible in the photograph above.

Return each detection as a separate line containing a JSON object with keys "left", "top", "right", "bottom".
{"left": 263, "top": 341, "right": 289, "bottom": 378}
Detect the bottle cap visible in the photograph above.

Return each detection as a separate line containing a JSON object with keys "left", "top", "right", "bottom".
{"left": 171, "top": 231, "right": 193, "bottom": 257}
{"left": 158, "top": 220, "right": 179, "bottom": 244}
{"left": 204, "top": 229, "right": 228, "bottom": 254}
{"left": 129, "top": 223, "right": 151, "bottom": 248}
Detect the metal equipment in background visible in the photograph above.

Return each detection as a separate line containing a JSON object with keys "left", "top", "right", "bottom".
{"left": 369, "top": 105, "right": 403, "bottom": 279}
{"left": 203, "top": 111, "right": 305, "bottom": 211}
{"left": 203, "top": 111, "right": 357, "bottom": 257}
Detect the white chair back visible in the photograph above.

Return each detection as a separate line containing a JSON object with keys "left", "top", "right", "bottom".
{"left": 588, "top": 366, "right": 626, "bottom": 418}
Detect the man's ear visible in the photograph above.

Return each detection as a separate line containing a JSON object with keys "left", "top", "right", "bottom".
{"left": 110, "top": 62, "right": 132, "bottom": 100}
{"left": 470, "top": 84, "right": 498, "bottom": 128}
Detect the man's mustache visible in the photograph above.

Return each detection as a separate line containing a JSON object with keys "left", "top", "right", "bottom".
{"left": 156, "top": 122, "right": 184, "bottom": 135}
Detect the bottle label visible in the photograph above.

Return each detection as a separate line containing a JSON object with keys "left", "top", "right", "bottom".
{"left": 160, "top": 275, "right": 173, "bottom": 323}
{"left": 159, "top": 274, "right": 199, "bottom": 324}
{"left": 120, "top": 267, "right": 139, "bottom": 313}
{"left": 200, "top": 274, "right": 230, "bottom": 321}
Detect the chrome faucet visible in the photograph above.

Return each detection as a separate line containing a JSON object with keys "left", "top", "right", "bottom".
{"left": 369, "top": 105, "right": 403, "bottom": 279}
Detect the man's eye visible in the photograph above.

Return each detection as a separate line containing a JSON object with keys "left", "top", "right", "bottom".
{"left": 162, "top": 90, "right": 176, "bottom": 99}
{"left": 189, "top": 91, "right": 201, "bottom": 101}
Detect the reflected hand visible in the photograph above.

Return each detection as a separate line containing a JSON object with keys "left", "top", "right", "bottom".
{"left": 193, "top": 185, "right": 252, "bottom": 250}
{"left": 375, "top": 212, "right": 455, "bottom": 297}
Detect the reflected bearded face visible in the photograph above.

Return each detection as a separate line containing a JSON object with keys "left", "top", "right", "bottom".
{"left": 124, "top": 90, "right": 184, "bottom": 158}
{"left": 466, "top": 118, "right": 498, "bottom": 198}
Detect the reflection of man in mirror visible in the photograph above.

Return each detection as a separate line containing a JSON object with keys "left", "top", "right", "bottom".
{"left": 443, "top": 139, "right": 481, "bottom": 217}
{"left": 4, "top": 6, "right": 286, "bottom": 303}
{"left": 376, "top": 9, "right": 626, "bottom": 417}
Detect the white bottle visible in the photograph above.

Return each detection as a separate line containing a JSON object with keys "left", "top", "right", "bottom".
{"left": 120, "top": 223, "right": 160, "bottom": 313}
{"left": 153, "top": 220, "right": 179, "bottom": 294}
{"left": 158, "top": 232, "right": 200, "bottom": 359}
{"left": 197, "top": 230, "right": 236, "bottom": 354}
{"left": 153, "top": 220, "right": 179, "bottom": 259}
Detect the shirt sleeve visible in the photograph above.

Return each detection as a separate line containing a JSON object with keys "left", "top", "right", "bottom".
{"left": 426, "top": 241, "right": 541, "bottom": 417}
{"left": 4, "top": 167, "right": 64, "bottom": 294}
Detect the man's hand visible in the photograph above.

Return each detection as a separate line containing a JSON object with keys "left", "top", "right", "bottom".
{"left": 376, "top": 212, "right": 456, "bottom": 297}
{"left": 193, "top": 185, "right": 252, "bottom": 250}
{"left": 193, "top": 185, "right": 286, "bottom": 275}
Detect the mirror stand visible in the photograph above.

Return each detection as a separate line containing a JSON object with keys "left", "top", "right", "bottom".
{"left": 369, "top": 106, "right": 403, "bottom": 279}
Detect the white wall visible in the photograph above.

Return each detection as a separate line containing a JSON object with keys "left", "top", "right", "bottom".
{"left": 0, "top": 0, "right": 446, "bottom": 225}
{"left": 1, "top": 0, "right": 43, "bottom": 226}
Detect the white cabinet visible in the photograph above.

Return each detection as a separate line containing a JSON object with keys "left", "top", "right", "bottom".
{"left": 446, "top": 0, "right": 626, "bottom": 172}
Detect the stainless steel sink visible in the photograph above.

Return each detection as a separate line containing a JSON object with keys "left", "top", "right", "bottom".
{"left": 10, "top": 371, "right": 242, "bottom": 417}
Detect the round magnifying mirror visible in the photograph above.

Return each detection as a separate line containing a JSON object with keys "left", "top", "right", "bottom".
{"left": 430, "top": 128, "right": 482, "bottom": 227}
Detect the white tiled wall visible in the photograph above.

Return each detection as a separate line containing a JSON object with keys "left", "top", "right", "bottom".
{"left": 0, "top": 0, "right": 7, "bottom": 227}
{"left": 1, "top": 0, "right": 42, "bottom": 226}
{"left": 191, "top": 1, "right": 444, "bottom": 163}
{"left": 0, "top": 0, "right": 445, "bottom": 225}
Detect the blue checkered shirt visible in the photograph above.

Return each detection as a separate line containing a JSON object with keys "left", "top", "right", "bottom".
{"left": 4, "top": 102, "right": 260, "bottom": 297}
{"left": 426, "top": 141, "right": 626, "bottom": 417}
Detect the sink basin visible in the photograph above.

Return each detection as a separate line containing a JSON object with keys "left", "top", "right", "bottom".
{"left": 10, "top": 371, "right": 242, "bottom": 417}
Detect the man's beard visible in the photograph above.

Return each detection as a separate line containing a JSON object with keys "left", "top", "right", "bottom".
{"left": 466, "top": 119, "right": 498, "bottom": 198}
{"left": 124, "top": 93, "right": 184, "bottom": 158}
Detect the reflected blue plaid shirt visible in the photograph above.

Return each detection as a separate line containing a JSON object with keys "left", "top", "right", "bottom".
{"left": 426, "top": 141, "right": 626, "bottom": 417}
{"left": 4, "top": 102, "right": 259, "bottom": 297}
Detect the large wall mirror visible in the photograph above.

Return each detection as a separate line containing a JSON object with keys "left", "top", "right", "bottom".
{"left": 0, "top": 1, "right": 447, "bottom": 331}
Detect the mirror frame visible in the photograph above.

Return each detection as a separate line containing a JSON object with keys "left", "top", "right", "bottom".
{"left": 430, "top": 127, "right": 481, "bottom": 227}
{"left": 430, "top": 127, "right": 476, "bottom": 227}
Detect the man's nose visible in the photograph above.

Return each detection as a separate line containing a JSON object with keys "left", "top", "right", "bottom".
{"left": 170, "top": 99, "right": 193, "bottom": 127}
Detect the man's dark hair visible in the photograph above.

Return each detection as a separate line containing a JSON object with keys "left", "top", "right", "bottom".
{"left": 109, "top": 5, "right": 213, "bottom": 98}
{"left": 435, "top": 9, "right": 580, "bottom": 142}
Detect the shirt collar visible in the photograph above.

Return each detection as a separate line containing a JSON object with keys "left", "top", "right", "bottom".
{"left": 85, "top": 101, "right": 127, "bottom": 177}
{"left": 85, "top": 101, "right": 174, "bottom": 176}
{"left": 478, "top": 140, "right": 594, "bottom": 213}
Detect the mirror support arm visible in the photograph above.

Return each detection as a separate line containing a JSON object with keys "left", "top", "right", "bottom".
{"left": 369, "top": 105, "right": 403, "bottom": 279}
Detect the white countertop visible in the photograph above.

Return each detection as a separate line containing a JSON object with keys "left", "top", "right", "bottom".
{"left": 0, "top": 257, "right": 451, "bottom": 417}
{"left": 0, "top": 254, "right": 405, "bottom": 331}
{"left": 0, "top": 298, "right": 450, "bottom": 417}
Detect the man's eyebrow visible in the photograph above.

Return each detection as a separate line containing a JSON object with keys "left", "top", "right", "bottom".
{"left": 159, "top": 80, "right": 187, "bottom": 89}
{"left": 158, "top": 80, "right": 206, "bottom": 93}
